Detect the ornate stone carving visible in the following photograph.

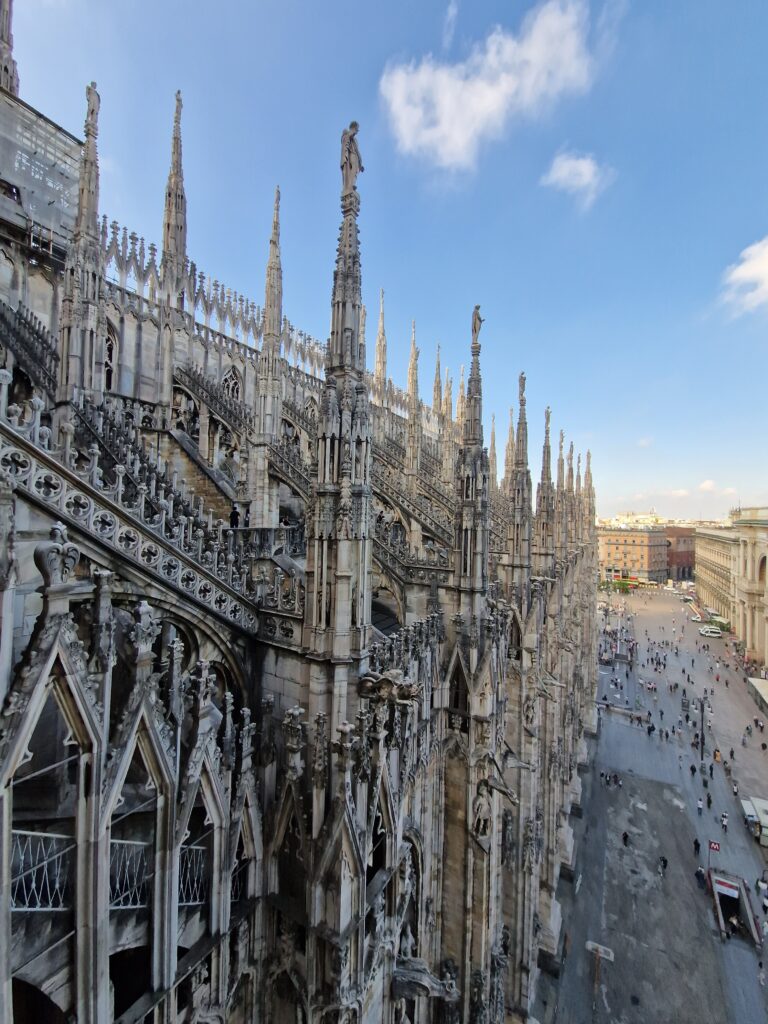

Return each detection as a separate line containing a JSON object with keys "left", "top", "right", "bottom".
{"left": 33, "top": 522, "right": 79, "bottom": 588}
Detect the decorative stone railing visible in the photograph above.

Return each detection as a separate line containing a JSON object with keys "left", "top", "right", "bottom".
{"left": 372, "top": 535, "right": 452, "bottom": 589}
{"left": 266, "top": 440, "right": 312, "bottom": 501}
{"left": 0, "top": 420, "right": 260, "bottom": 630}
{"left": 174, "top": 365, "right": 256, "bottom": 437}
{"left": 371, "top": 462, "right": 453, "bottom": 547}
{"left": 0, "top": 299, "right": 59, "bottom": 396}
{"left": 282, "top": 395, "right": 318, "bottom": 437}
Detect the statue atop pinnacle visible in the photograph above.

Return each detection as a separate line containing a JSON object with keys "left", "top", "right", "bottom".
{"left": 471, "top": 304, "right": 484, "bottom": 346}
{"left": 341, "top": 121, "right": 364, "bottom": 195}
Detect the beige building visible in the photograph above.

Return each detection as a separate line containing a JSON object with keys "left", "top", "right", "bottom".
{"left": 694, "top": 527, "right": 737, "bottom": 621}
{"left": 695, "top": 508, "right": 768, "bottom": 665}
{"left": 598, "top": 526, "right": 668, "bottom": 584}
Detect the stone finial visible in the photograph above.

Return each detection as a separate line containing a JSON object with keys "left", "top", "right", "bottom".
{"left": 33, "top": 523, "right": 79, "bottom": 588}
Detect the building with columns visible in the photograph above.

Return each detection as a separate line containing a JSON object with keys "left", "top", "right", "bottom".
{"left": 0, "top": 11, "right": 598, "bottom": 1023}
{"left": 695, "top": 509, "right": 768, "bottom": 666}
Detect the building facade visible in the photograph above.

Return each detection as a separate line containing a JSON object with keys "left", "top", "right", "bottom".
{"left": 597, "top": 526, "right": 667, "bottom": 585}
{"left": 0, "top": 12, "right": 598, "bottom": 1024}
{"left": 665, "top": 526, "right": 695, "bottom": 582}
{"left": 695, "top": 509, "right": 768, "bottom": 665}
{"left": 693, "top": 527, "right": 737, "bottom": 620}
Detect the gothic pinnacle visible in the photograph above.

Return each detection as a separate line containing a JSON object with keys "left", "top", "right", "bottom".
{"left": 374, "top": 288, "right": 386, "bottom": 386}
{"left": 541, "top": 406, "right": 552, "bottom": 484}
{"left": 442, "top": 369, "right": 453, "bottom": 420}
{"left": 503, "top": 407, "right": 515, "bottom": 493}
{"left": 76, "top": 82, "right": 100, "bottom": 240}
{"left": 162, "top": 89, "right": 187, "bottom": 272}
{"left": 433, "top": 344, "right": 442, "bottom": 411}
{"left": 263, "top": 185, "right": 283, "bottom": 346}
{"left": 515, "top": 372, "right": 528, "bottom": 469}
{"left": 489, "top": 413, "right": 498, "bottom": 490}
{"left": 407, "top": 321, "right": 419, "bottom": 402}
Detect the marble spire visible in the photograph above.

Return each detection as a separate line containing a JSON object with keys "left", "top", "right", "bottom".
{"left": 262, "top": 186, "right": 282, "bottom": 348}
{"left": 489, "top": 413, "right": 498, "bottom": 491}
{"left": 374, "top": 288, "right": 387, "bottom": 387}
{"left": 162, "top": 90, "right": 187, "bottom": 274}
{"left": 433, "top": 345, "right": 442, "bottom": 411}
{"left": 407, "top": 320, "right": 419, "bottom": 402}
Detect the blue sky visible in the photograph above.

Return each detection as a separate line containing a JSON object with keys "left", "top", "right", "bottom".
{"left": 16, "top": 0, "right": 768, "bottom": 519}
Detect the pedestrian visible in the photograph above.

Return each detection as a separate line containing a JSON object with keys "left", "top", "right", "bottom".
{"left": 707, "top": 792, "right": 712, "bottom": 809}
{"left": 690, "top": 764, "right": 697, "bottom": 779}
{"left": 697, "top": 798, "right": 703, "bottom": 816}
{"left": 759, "top": 962, "right": 765, "bottom": 988}
{"left": 229, "top": 504, "right": 240, "bottom": 529}
{"left": 693, "top": 838, "right": 700, "bottom": 856}
{"left": 733, "top": 782, "right": 739, "bottom": 797}
{"left": 660, "top": 855, "right": 668, "bottom": 875}
{"left": 709, "top": 763, "right": 713, "bottom": 779}
{"left": 622, "top": 831, "right": 629, "bottom": 847}
{"left": 721, "top": 812, "right": 728, "bottom": 833}
{"left": 730, "top": 747, "right": 734, "bottom": 761}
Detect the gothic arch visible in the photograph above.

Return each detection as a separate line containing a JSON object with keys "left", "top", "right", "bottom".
{"left": 221, "top": 366, "right": 242, "bottom": 401}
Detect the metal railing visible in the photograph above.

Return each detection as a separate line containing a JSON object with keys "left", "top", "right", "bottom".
{"left": 230, "top": 857, "right": 248, "bottom": 904}
{"left": 109, "top": 839, "right": 151, "bottom": 909}
{"left": 11, "top": 830, "right": 73, "bottom": 911}
{"left": 178, "top": 843, "right": 208, "bottom": 906}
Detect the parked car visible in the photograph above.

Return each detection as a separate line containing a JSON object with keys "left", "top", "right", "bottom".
{"left": 699, "top": 626, "right": 722, "bottom": 638}
{"left": 691, "top": 613, "right": 702, "bottom": 622}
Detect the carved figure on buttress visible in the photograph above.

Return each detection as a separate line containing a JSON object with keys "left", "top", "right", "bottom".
{"left": 472, "top": 780, "right": 492, "bottom": 838}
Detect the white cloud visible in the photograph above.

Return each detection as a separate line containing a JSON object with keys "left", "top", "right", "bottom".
{"left": 636, "top": 436, "right": 652, "bottom": 448}
{"left": 669, "top": 489, "right": 689, "bottom": 498}
{"left": 722, "top": 235, "right": 768, "bottom": 314}
{"left": 380, "top": 0, "right": 594, "bottom": 171}
{"left": 442, "top": 1, "right": 459, "bottom": 50}
{"left": 540, "top": 150, "right": 615, "bottom": 209}
{"left": 722, "top": 487, "right": 737, "bottom": 496}
{"left": 698, "top": 479, "right": 716, "bottom": 492}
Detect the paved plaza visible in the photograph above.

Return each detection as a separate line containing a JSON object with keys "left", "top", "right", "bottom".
{"left": 536, "top": 590, "right": 768, "bottom": 1024}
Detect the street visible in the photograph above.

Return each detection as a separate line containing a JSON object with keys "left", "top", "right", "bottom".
{"left": 537, "top": 590, "right": 768, "bottom": 1024}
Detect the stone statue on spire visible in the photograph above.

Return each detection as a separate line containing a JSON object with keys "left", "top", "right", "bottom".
{"left": 86, "top": 81, "right": 100, "bottom": 132}
{"left": 471, "top": 304, "right": 484, "bottom": 346}
{"left": 341, "top": 122, "right": 364, "bottom": 194}
{"left": 519, "top": 371, "right": 526, "bottom": 404}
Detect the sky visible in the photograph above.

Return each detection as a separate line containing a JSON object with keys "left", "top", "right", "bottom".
{"left": 14, "top": 0, "right": 768, "bottom": 520}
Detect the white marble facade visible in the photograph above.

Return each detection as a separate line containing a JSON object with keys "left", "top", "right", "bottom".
{"left": 0, "top": 12, "right": 598, "bottom": 1023}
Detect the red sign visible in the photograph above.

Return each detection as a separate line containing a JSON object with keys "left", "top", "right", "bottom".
{"left": 709, "top": 840, "right": 721, "bottom": 852}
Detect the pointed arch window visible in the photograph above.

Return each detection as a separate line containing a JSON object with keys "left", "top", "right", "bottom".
{"left": 221, "top": 367, "right": 242, "bottom": 402}
{"left": 105, "top": 323, "right": 118, "bottom": 393}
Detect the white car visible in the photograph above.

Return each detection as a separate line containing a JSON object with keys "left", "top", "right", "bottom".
{"left": 699, "top": 626, "right": 722, "bottom": 638}
{"left": 691, "top": 614, "right": 702, "bottom": 622}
